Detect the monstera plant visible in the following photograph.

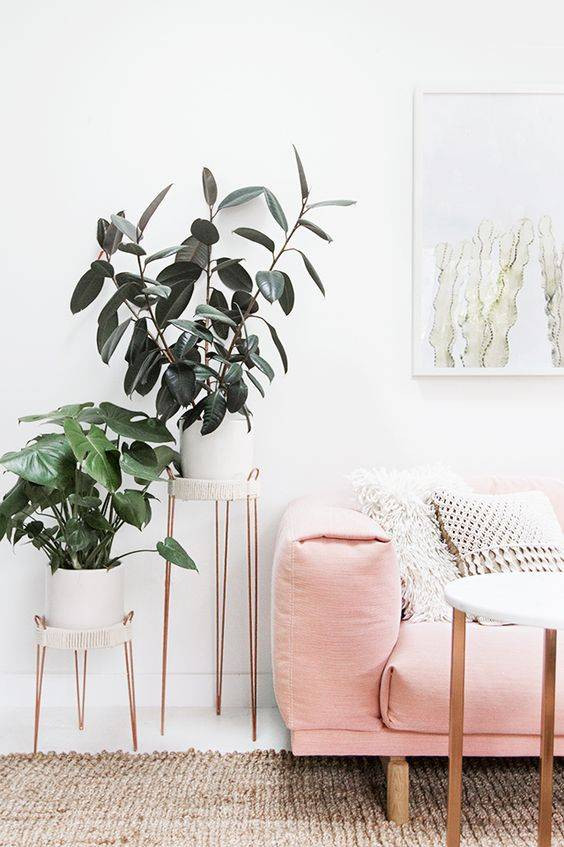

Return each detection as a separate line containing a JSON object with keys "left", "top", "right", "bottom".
{"left": 0, "top": 402, "right": 194, "bottom": 573}
{"left": 70, "top": 148, "right": 355, "bottom": 439}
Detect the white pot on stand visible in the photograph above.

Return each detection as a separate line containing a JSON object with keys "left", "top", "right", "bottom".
{"left": 44, "top": 566, "right": 125, "bottom": 629}
{"left": 180, "top": 414, "right": 254, "bottom": 480}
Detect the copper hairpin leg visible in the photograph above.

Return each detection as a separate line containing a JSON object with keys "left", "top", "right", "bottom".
{"left": 33, "top": 643, "right": 46, "bottom": 755}
{"left": 215, "top": 500, "right": 230, "bottom": 715}
{"left": 246, "top": 493, "right": 259, "bottom": 741}
{"left": 160, "top": 489, "right": 176, "bottom": 735}
{"left": 539, "top": 628, "right": 557, "bottom": 847}
{"left": 124, "top": 638, "right": 138, "bottom": 752}
{"left": 74, "top": 650, "right": 87, "bottom": 730}
{"left": 446, "top": 608, "right": 466, "bottom": 847}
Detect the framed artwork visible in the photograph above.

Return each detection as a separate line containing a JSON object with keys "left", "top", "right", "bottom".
{"left": 412, "top": 87, "right": 564, "bottom": 375}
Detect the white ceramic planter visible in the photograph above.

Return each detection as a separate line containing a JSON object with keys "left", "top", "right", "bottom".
{"left": 180, "top": 414, "right": 254, "bottom": 480}
{"left": 45, "top": 566, "right": 124, "bottom": 629}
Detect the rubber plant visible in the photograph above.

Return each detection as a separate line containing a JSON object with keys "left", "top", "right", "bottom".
{"left": 0, "top": 402, "right": 196, "bottom": 572}
{"left": 70, "top": 148, "right": 355, "bottom": 434}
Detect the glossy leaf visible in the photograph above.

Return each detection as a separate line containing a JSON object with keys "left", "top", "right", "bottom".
{"left": 216, "top": 257, "right": 253, "bottom": 292}
{"left": 125, "top": 319, "right": 148, "bottom": 364}
{"left": 70, "top": 269, "right": 104, "bottom": 314}
{"left": 298, "top": 218, "right": 333, "bottom": 242}
{"left": 19, "top": 403, "right": 96, "bottom": 424}
{"left": 97, "top": 219, "right": 109, "bottom": 250}
{"left": 142, "top": 283, "right": 171, "bottom": 299}
{"left": 179, "top": 398, "right": 206, "bottom": 430}
{"left": 144, "top": 245, "right": 183, "bottom": 264}
{"left": 217, "top": 186, "right": 264, "bottom": 210}
{"left": 157, "top": 536, "right": 197, "bottom": 570}
{"left": 103, "top": 211, "right": 125, "bottom": 256}
{"left": 138, "top": 184, "right": 172, "bottom": 234}
{"left": 256, "top": 270, "right": 285, "bottom": 303}
{"left": 111, "top": 214, "right": 139, "bottom": 243}
{"left": 278, "top": 272, "right": 295, "bottom": 315}
{"left": 118, "top": 242, "right": 146, "bottom": 256}
{"left": 171, "top": 320, "right": 213, "bottom": 343}
{"left": 112, "top": 489, "right": 147, "bottom": 529}
{"left": 223, "top": 363, "right": 243, "bottom": 384}
{"left": 306, "top": 199, "right": 356, "bottom": 209}
{"left": 91, "top": 259, "right": 114, "bottom": 277}
{"left": 202, "top": 167, "right": 218, "bottom": 206}
{"left": 164, "top": 363, "right": 197, "bottom": 406}
{"left": 226, "top": 380, "right": 248, "bottom": 413}
{"left": 155, "top": 282, "right": 194, "bottom": 325}
{"left": 262, "top": 319, "right": 288, "bottom": 372}
{"left": 100, "top": 318, "right": 131, "bottom": 364}
{"left": 0, "top": 434, "right": 75, "bottom": 487}
{"left": 157, "top": 261, "right": 202, "bottom": 286}
{"left": 174, "top": 331, "right": 199, "bottom": 358}
{"left": 231, "top": 289, "right": 258, "bottom": 315}
{"left": 63, "top": 419, "right": 121, "bottom": 491}
{"left": 201, "top": 391, "right": 227, "bottom": 435}
{"left": 249, "top": 352, "right": 274, "bottom": 382}
{"left": 155, "top": 381, "right": 180, "bottom": 422}
{"left": 233, "top": 227, "right": 274, "bottom": 253}
{"left": 0, "top": 480, "right": 29, "bottom": 518}
{"left": 120, "top": 448, "right": 162, "bottom": 482}
{"left": 128, "top": 349, "right": 163, "bottom": 396}
{"left": 97, "top": 312, "right": 118, "bottom": 354}
{"left": 65, "top": 517, "right": 95, "bottom": 552}
{"left": 264, "top": 188, "right": 288, "bottom": 232}
{"left": 176, "top": 236, "right": 207, "bottom": 269}
{"left": 97, "top": 282, "right": 139, "bottom": 328}
{"left": 98, "top": 402, "right": 174, "bottom": 442}
{"left": 195, "top": 305, "right": 236, "bottom": 326}
{"left": 190, "top": 218, "right": 219, "bottom": 246}
{"left": 297, "top": 251, "right": 325, "bottom": 295}
{"left": 293, "top": 145, "right": 309, "bottom": 200}
{"left": 245, "top": 370, "right": 265, "bottom": 397}
{"left": 212, "top": 258, "right": 245, "bottom": 275}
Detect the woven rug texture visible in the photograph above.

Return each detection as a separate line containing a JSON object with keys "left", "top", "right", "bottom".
{"left": 0, "top": 751, "right": 562, "bottom": 846}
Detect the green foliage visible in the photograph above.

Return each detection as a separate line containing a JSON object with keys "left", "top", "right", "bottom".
{"left": 0, "top": 403, "right": 194, "bottom": 573}
{"left": 70, "top": 149, "right": 355, "bottom": 435}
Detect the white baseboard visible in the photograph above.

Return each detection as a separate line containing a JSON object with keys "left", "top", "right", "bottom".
{"left": 0, "top": 672, "right": 275, "bottom": 708}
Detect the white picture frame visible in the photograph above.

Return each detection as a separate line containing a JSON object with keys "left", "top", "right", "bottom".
{"left": 412, "top": 86, "right": 564, "bottom": 376}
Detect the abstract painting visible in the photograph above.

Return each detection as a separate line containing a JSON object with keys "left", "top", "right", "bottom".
{"left": 412, "top": 89, "right": 564, "bottom": 375}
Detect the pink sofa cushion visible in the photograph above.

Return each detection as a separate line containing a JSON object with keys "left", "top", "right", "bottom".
{"left": 381, "top": 621, "right": 564, "bottom": 735}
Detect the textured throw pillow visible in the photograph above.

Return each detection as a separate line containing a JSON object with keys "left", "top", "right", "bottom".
{"left": 433, "top": 489, "right": 564, "bottom": 577}
{"left": 350, "top": 465, "right": 469, "bottom": 622}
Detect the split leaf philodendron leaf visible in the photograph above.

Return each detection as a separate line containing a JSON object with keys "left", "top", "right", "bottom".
{"left": 0, "top": 434, "right": 75, "bottom": 487}
{"left": 157, "top": 536, "right": 198, "bottom": 570}
{"left": 98, "top": 403, "right": 174, "bottom": 442}
{"left": 112, "top": 489, "right": 148, "bottom": 530}
{"left": 63, "top": 419, "right": 121, "bottom": 492}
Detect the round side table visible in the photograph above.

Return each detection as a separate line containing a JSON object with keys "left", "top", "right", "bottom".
{"left": 444, "top": 573, "right": 564, "bottom": 847}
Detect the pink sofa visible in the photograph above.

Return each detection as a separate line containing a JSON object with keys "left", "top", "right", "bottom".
{"left": 272, "top": 476, "right": 564, "bottom": 822}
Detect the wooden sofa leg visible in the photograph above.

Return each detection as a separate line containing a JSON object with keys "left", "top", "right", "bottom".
{"left": 380, "top": 756, "right": 409, "bottom": 824}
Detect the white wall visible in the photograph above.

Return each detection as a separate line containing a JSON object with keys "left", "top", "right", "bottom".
{"left": 2, "top": 0, "right": 564, "bottom": 709}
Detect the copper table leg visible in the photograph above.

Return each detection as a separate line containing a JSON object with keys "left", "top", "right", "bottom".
{"left": 33, "top": 644, "right": 46, "bottom": 754}
{"left": 447, "top": 608, "right": 466, "bottom": 847}
{"left": 73, "top": 649, "right": 87, "bottom": 730}
{"left": 246, "top": 494, "right": 259, "bottom": 741}
{"left": 124, "top": 638, "right": 138, "bottom": 752}
{"left": 539, "top": 628, "right": 557, "bottom": 847}
{"left": 160, "top": 491, "right": 175, "bottom": 736}
{"left": 215, "top": 500, "right": 230, "bottom": 715}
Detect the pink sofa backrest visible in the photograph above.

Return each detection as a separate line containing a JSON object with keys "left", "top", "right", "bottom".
{"left": 468, "top": 476, "right": 564, "bottom": 530}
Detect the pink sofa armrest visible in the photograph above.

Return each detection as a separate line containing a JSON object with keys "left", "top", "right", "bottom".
{"left": 272, "top": 497, "right": 400, "bottom": 733}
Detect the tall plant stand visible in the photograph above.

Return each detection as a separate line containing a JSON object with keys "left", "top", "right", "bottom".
{"left": 160, "top": 469, "right": 260, "bottom": 740}
{"left": 33, "top": 611, "right": 138, "bottom": 753}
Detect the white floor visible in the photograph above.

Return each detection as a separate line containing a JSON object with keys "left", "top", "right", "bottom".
{"left": 0, "top": 707, "right": 290, "bottom": 754}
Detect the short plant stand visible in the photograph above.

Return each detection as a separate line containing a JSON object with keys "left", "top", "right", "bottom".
{"left": 160, "top": 470, "right": 260, "bottom": 740}
{"left": 33, "top": 611, "right": 138, "bottom": 753}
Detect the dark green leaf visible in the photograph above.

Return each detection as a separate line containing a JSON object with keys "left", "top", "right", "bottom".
{"left": 118, "top": 242, "right": 146, "bottom": 256}
{"left": 293, "top": 145, "right": 309, "bottom": 201}
{"left": 245, "top": 370, "right": 265, "bottom": 397}
{"left": 111, "top": 214, "right": 139, "bottom": 243}
{"left": 174, "top": 331, "right": 199, "bottom": 359}
{"left": 212, "top": 258, "right": 245, "bottom": 275}
{"left": 164, "top": 363, "right": 197, "bottom": 406}
{"left": 145, "top": 245, "right": 183, "bottom": 265}
{"left": 233, "top": 227, "right": 274, "bottom": 253}
{"left": 298, "top": 218, "right": 333, "bottom": 242}
{"left": 264, "top": 189, "right": 288, "bottom": 232}
{"left": 103, "top": 211, "right": 125, "bottom": 256}
{"left": 0, "top": 434, "right": 75, "bottom": 487}
{"left": 100, "top": 319, "right": 131, "bottom": 365}
{"left": 112, "top": 490, "right": 147, "bottom": 529}
{"left": 195, "top": 305, "right": 236, "bottom": 326}
{"left": 179, "top": 398, "right": 206, "bottom": 430}
{"left": 263, "top": 320, "right": 288, "bottom": 372}
{"left": 71, "top": 269, "right": 104, "bottom": 314}
{"left": 97, "top": 312, "right": 118, "bottom": 354}
{"left": 157, "top": 261, "right": 202, "bottom": 286}
{"left": 19, "top": 403, "right": 95, "bottom": 424}
{"left": 63, "top": 420, "right": 121, "bottom": 491}
{"left": 156, "top": 381, "right": 180, "bottom": 422}
{"left": 202, "top": 167, "right": 218, "bottom": 206}
{"left": 98, "top": 403, "right": 174, "bottom": 442}
{"left": 97, "top": 219, "right": 109, "bottom": 250}
{"left": 65, "top": 517, "right": 95, "bottom": 552}
{"left": 209, "top": 289, "right": 229, "bottom": 340}
{"left": 231, "top": 290, "right": 258, "bottom": 314}
{"left": 217, "top": 186, "right": 264, "bottom": 210}
{"left": 138, "top": 184, "right": 173, "bottom": 234}
{"left": 157, "top": 536, "right": 197, "bottom": 570}
{"left": 306, "top": 199, "right": 356, "bottom": 209}
{"left": 91, "top": 259, "right": 114, "bottom": 277}
{"left": 170, "top": 320, "right": 213, "bottom": 343}
{"left": 249, "top": 353, "right": 274, "bottom": 382}
{"left": 125, "top": 318, "right": 148, "bottom": 364}
{"left": 217, "top": 257, "right": 253, "bottom": 292}
{"left": 224, "top": 363, "right": 243, "bottom": 384}
{"left": 176, "top": 236, "right": 207, "bottom": 268}
{"left": 142, "top": 283, "right": 171, "bottom": 298}
{"left": 155, "top": 281, "right": 194, "bottom": 325}
{"left": 256, "top": 270, "right": 285, "bottom": 303}
{"left": 0, "top": 481, "right": 29, "bottom": 518}
{"left": 84, "top": 511, "right": 113, "bottom": 534}
{"left": 97, "top": 282, "right": 139, "bottom": 328}
{"left": 226, "top": 380, "right": 248, "bottom": 413}
{"left": 120, "top": 449, "right": 162, "bottom": 482}
{"left": 128, "top": 349, "right": 163, "bottom": 396}
{"left": 201, "top": 391, "right": 227, "bottom": 435}
{"left": 190, "top": 218, "right": 219, "bottom": 246}
{"left": 279, "top": 272, "right": 295, "bottom": 315}
{"left": 297, "top": 251, "right": 325, "bottom": 295}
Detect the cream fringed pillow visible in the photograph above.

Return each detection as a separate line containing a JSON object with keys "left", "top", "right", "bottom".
{"left": 433, "top": 489, "right": 564, "bottom": 577}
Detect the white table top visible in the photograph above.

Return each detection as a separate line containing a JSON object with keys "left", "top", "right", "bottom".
{"left": 444, "top": 573, "right": 564, "bottom": 629}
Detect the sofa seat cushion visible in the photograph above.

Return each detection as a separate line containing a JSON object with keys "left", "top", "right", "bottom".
{"left": 380, "top": 621, "right": 564, "bottom": 735}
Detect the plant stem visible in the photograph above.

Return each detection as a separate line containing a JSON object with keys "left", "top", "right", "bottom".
{"left": 136, "top": 256, "right": 175, "bottom": 364}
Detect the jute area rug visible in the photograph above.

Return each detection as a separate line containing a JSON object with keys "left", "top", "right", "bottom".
{"left": 0, "top": 751, "right": 562, "bottom": 847}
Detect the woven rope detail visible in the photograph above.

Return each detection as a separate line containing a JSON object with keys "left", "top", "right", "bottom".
{"left": 36, "top": 620, "right": 132, "bottom": 650}
{"left": 434, "top": 489, "right": 564, "bottom": 577}
{"left": 168, "top": 477, "right": 259, "bottom": 501}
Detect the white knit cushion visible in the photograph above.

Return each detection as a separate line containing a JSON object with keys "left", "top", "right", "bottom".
{"left": 433, "top": 489, "right": 564, "bottom": 577}
{"left": 350, "top": 465, "right": 469, "bottom": 622}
